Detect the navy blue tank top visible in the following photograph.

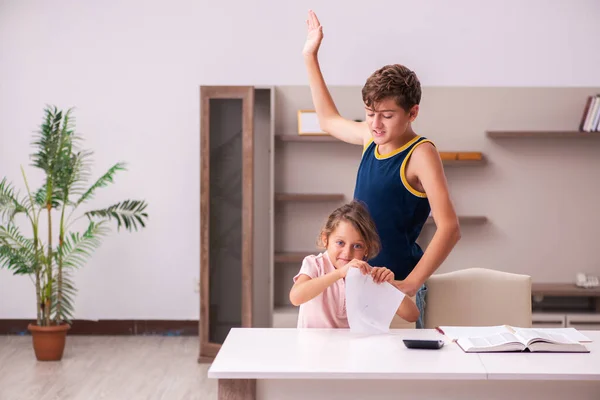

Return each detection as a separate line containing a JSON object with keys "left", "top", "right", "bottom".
{"left": 353, "top": 136, "right": 433, "bottom": 280}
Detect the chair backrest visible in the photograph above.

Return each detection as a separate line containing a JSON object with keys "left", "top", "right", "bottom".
{"left": 424, "top": 268, "right": 532, "bottom": 329}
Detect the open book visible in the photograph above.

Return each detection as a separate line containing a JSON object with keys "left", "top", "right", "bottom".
{"left": 437, "top": 325, "right": 591, "bottom": 353}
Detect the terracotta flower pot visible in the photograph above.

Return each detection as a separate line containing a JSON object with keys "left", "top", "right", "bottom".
{"left": 27, "top": 323, "right": 71, "bottom": 361}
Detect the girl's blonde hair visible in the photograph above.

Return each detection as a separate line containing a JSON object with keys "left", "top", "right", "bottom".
{"left": 317, "top": 200, "right": 381, "bottom": 260}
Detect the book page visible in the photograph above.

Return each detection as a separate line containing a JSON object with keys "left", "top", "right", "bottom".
{"left": 345, "top": 267, "right": 405, "bottom": 334}
{"left": 468, "top": 332, "right": 522, "bottom": 347}
{"left": 457, "top": 332, "right": 524, "bottom": 352}
{"left": 437, "top": 325, "right": 510, "bottom": 341}
{"left": 514, "top": 327, "right": 591, "bottom": 343}
{"left": 513, "top": 328, "right": 578, "bottom": 345}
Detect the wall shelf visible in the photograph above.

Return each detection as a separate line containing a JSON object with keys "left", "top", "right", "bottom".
{"left": 425, "top": 215, "right": 487, "bottom": 225}
{"left": 487, "top": 130, "right": 600, "bottom": 138}
{"left": 275, "top": 135, "right": 485, "bottom": 166}
{"left": 532, "top": 283, "right": 600, "bottom": 297}
{"left": 442, "top": 159, "right": 486, "bottom": 167}
{"left": 275, "top": 193, "right": 345, "bottom": 202}
{"left": 274, "top": 252, "right": 317, "bottom": 263}
{"left": 274, "top": 216, "right": 488, "bottom": 264}
{"left": 275, "top": 134, "right": 348, "bottom": 143}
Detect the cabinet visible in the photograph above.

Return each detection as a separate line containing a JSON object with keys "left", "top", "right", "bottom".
{"left": 531, "top": 283, "right": 600, "bottom": 331}
{"left": 199, "top": 86, "right": 274, "bottom": 361}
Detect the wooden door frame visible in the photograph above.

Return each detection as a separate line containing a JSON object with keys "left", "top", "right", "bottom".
{"left": 199, "top": 86, "right": 254, "bottom": 361}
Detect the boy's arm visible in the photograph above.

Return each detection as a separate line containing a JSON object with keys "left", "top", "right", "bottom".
{"left": 303, "top": 10, "right": 370, "bottom": 146}
{"left": 396, "top": 143, "right": 461, "bottom": 297}
{"left": 396, "top": 296, "right": 419, "bottom": 323}
{"left": 289, "top": 269, "right": 342, "bottom": 306}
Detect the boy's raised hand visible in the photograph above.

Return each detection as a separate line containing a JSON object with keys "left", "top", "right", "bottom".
{"left": 303, "top": 10, "right": 323, "bottom": 57}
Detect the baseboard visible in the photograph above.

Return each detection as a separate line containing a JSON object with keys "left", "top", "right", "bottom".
{"left": 0, "top": 319, "right": 199, "bottom": 336}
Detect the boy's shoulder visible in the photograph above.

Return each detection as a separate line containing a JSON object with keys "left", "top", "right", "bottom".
{"left": 408, "top": 138, "right": 439, "bottom": 164}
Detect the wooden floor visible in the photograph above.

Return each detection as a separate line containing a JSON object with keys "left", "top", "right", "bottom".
{"left": 0, "top": 336, "right": 217, "bottom": 400}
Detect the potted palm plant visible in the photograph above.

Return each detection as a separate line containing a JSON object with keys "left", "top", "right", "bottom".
{"left": 0, "top": 106, "right": 149, "bottom": 361}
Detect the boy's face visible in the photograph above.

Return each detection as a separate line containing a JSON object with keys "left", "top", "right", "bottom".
{"left": 364, "top": 97, "right": 418, "bottom": 145}
{"left": 323, "top": 220, "right": 367, "bottom": 269}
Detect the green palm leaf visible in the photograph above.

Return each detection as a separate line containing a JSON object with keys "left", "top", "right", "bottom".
{"left": 0, "top": 225, "right": 37, "bottom": 275}
{"left": 50, "top": 150, "right": 92, "bottom": 211}
{"left": 51, "top": 268, "right": 77, "bottom": 323}
{"left": 74, "top": 162, "right": 126, "bottom": 207}
{"left": 57, "top": 221, "right": 110, "bottom": 269}
{"left": 0, "top": 246, "right": 34, "bottom": 275}
{"left": 85, "top": 200, "right": 148, "bottom": 232}
{"left": 53, "top": 221, "right": 109, "bottom": 323}
{"left": 31, "top": 106, "right": 69, "bottom": 173}
{"left": 30, "top": 106, "right": 77, "bottom": 208}
{"left": 0, "top": 178, "right": 28, "bottom": 222}
{"left": 33, "top": 184, "right": 61, "bottom": 209}
{"left": 65, "top": 150, "right": 94, "bottom": 200}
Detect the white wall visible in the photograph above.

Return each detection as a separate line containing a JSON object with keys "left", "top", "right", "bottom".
{"left": 1, "top": 0, "right": 599, "bottom": 320}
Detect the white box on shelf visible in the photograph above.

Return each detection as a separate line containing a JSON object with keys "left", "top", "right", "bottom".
{"left": 531, "top": 312, "right": 566, "bottom": 328}
{"left": 297, "top": 110, "right": 328, "bottom": 135}
{"left": 566, "top": 313, "right": 600, "bottom": 331}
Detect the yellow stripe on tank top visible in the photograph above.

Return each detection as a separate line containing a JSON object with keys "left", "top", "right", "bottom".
{"left": 400, "top": 139, "right": 435, "bottom": 198}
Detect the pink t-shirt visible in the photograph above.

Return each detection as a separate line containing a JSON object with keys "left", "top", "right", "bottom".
{"left": 293, "top": 252, "right": 349, "bottom": 329}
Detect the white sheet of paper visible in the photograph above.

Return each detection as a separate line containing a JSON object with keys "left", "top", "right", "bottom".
{"left": 345, "top": 268, "right": 405, "bottom": 334}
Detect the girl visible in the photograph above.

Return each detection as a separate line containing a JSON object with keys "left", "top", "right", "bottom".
{"left": 289, "top": 200, "right": 419, "bottom": 328}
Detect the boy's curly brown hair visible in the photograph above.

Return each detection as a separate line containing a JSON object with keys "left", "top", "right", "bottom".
{"left": 361, "top": 64, "right": 422, "bottom": 113}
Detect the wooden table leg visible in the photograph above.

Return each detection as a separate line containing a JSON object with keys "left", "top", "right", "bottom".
{"left": 218, "top": 379, "right": 256, "bottom": 400}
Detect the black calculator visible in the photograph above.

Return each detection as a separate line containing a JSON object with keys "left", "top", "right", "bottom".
{"left": 402, "top": 339, "right": 445, "bottom": 350}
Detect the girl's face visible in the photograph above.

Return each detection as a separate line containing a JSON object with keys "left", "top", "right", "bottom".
{"left": 323, "top": 220, "right": 367, "bottom": 269}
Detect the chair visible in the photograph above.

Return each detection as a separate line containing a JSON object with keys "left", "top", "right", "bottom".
{"left": 424, "top": 268, "right": 532, "bottom": 329}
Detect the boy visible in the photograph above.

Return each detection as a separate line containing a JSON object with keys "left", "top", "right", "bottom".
{"left": 302, "top": 10, "right": 461, "bottom": 328}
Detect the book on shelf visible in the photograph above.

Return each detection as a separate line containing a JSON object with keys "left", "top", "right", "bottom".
{"left": 579, "top": 94, "right": 600, "bottom": 132}
{"left": 436, "top": 325, "right": 591, "bottom": 353}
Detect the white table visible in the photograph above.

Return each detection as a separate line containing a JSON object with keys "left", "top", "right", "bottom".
{"left": 207, "top": 328, "right": 600, "bottom": 400}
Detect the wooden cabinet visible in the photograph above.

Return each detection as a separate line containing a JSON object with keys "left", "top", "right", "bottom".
{"left": 199, "top": 86, "right": 274, "bottom": 361}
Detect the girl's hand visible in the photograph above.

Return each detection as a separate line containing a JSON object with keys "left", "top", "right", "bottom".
{"left": 338, "top": 259, "right": 371, "bottom": 279}
{"left": 371, "top": 267, "right": 394, "bottom": 284}
{"left": 302, "top": 10, "right": 324, "bottom": 57}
